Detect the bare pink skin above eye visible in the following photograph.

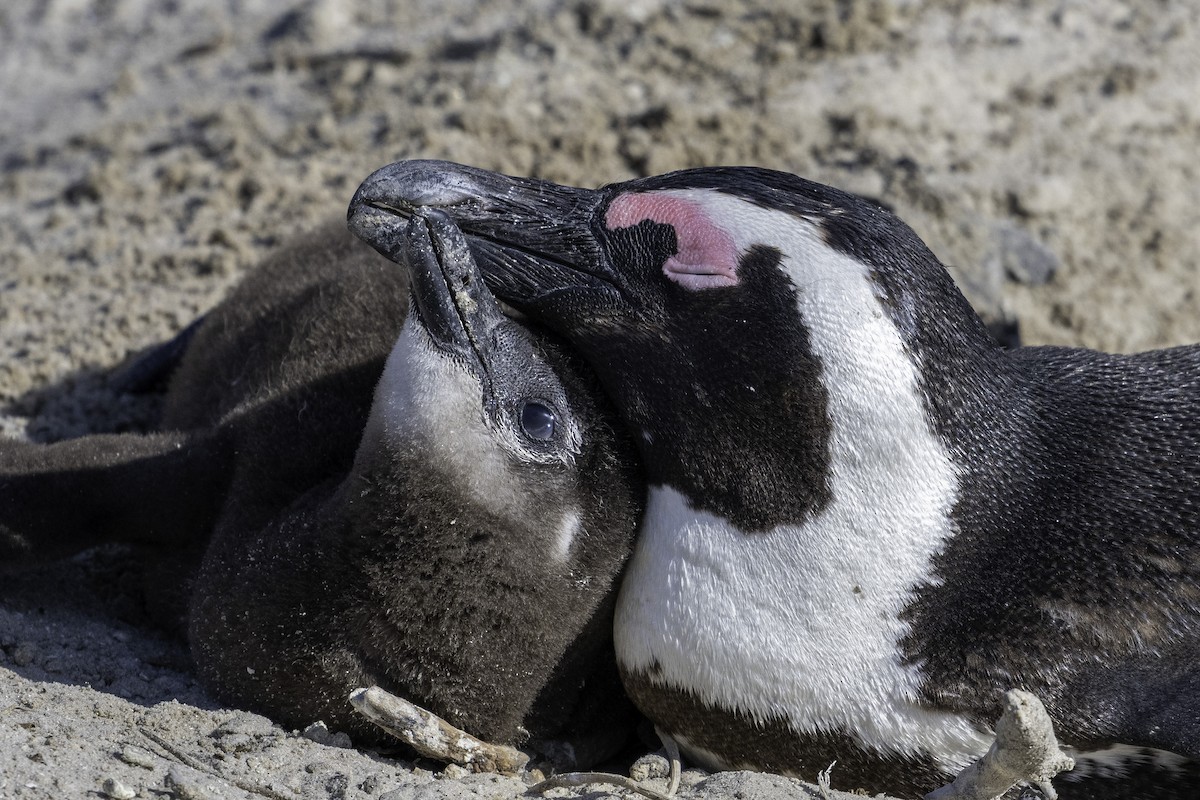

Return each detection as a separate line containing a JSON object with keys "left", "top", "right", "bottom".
{"left": 605, "top": 193, "right": 739, "bottom": 289}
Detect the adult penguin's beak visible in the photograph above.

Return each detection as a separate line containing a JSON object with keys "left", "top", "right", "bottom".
{"left": 348, "top": 159, "right": 625, "bottom": 321}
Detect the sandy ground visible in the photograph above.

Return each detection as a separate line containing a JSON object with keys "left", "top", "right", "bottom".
{"left": 2, "top": 0, "right": 1199, "bottom": 798}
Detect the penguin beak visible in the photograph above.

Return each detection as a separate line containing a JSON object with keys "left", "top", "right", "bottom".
{"left": 402, "top": 208, "right": 508, "bottom": 377}
{"left": 348, "top": 160, "right": 624, "bottom": 320}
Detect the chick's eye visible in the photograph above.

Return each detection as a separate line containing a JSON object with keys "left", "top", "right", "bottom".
{"left": 520, "top": 402, "right": 557, "bottom": 441}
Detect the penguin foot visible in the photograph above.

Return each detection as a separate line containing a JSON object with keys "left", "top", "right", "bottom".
{"left": 924, "top": 689, "right": 1074, "bottom": 800}
{"left": 348, "top": 686, "right": 529, "bottom": 776}
{"left": 529, "top": 726, "right": 683, "bottom": 800}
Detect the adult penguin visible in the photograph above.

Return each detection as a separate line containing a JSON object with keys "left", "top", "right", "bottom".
{"left": 349, "top": 160, "right": 1200, "bottom": 798}
{"left": 0, "top": 213, "right": 643, "bottom": 767}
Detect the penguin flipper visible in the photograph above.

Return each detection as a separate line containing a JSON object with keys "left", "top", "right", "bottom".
{"left": 1064, "top": 645, "right": 1200, "bottom": 759}
{"left": 1121, "top": 667, "right": 1200, "bottom": 759}
{"left": 108, "top": 315, "right": 207, "bottom": 395}
{"left": 0, "top": 429, "right": 229, "bottom": 561}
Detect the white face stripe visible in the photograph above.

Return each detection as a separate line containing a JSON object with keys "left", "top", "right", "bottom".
{"left": 554, "top": 509, "right": 581, "bottom": 563}
{"left": 357, "top": 318, "right": 529, "bottom": 519}
{"left": 614, "top": 190, "right": 990, "bottom": 770}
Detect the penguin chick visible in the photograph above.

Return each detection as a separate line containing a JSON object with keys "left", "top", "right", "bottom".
{"left": 349, "top": 160, "right": 1200, "bottom": 798}
{"left": 0, "top": 215, "right": 643, "bottom": 766}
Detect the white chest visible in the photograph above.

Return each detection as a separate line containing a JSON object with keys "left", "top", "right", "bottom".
{"left": 614, "top": 487, "right": 989, "bottom": 771}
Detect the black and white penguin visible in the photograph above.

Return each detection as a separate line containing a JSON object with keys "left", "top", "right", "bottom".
{"left": 0, "top": 213, "right": 643, "bottom": 765}
{"left": 349, "top": 160, "right": 1200, "bottom": 798}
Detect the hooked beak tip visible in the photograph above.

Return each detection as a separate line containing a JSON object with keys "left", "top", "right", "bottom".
{"left": 349, "top": 159, "right": 491, "bottom": 214}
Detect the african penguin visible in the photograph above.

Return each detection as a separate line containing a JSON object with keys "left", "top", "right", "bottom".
{"left": 0, "top": 214, "right": 643, "bottom": 766}
{"left": 349, "top": 159, "right": 1200, "bottom": 798}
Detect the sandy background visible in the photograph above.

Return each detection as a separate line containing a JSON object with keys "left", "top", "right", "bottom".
{"left": 2, "top": 0, "right": 1199, "bottom": 798}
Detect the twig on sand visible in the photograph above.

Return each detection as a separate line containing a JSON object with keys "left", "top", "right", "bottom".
{"left": 816, "top": 761, "right": 836, "bottom": 800}
{"left": 349, "top": 686, "right": 529, "bottom": 776}
{"left": 137, "top": 727, "right": 295, "bottom": 800}
{"left": 925, "top": 689, "right": 1075, "bottom": 800}
{"left": 657, "top": 726, "right": 683, "bottom": 796}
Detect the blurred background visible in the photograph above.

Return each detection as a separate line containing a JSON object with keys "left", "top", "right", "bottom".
{"left": 2, "top": 0, "right": 1199, "bottom": 439}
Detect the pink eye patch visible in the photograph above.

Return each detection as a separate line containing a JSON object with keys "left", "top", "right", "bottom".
{"left": 605, "top": 193, "right": 739, "bottom": 289}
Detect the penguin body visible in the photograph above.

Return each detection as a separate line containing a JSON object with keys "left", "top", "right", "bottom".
{"left": 0, "top": 216, "right": 643, "bottom": 763}
{"left": 349, "top": 160, "right": 1200, "bottom": 796}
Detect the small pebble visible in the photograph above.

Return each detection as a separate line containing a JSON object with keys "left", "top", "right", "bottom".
{"left": 164, "top": 764, "right": 221, "bottom": 800}
{"left": 12, "top": 642, "right": 37, "bottom": 667}
{"left": 211, "top": 711, "right": 275, "bottom": 740}
{"left": 991, "top": 223, "right": 1060, "bottom": 285}
{"left": 117, "top": 744, "right": 157, "bottom": 770}
{"left": 214, "top": 732, "right": 253, "bottom": 753}
{"left": 101, "top": 777, "right": 137, "bottom": 799}
{"left": 629, "top": 752, "right": 670, "bottom": 781}
{"left": 302, "top": 721, "right": 353, "bottom": 749}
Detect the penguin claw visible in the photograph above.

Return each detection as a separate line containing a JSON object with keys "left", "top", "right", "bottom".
{"left": 348, "top": 686, "right": 529, "bottom": 776}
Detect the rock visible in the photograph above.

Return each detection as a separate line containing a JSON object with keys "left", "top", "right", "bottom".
{"left": 100, "top": 776, "right": 137, "bottom": 799}
{"left": 989, "top": 222, "right": 1061, "bottom": 286}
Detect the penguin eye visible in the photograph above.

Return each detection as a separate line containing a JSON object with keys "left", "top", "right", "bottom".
{"left": 520, "top": 402, "right": 557, "bottom": 441}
